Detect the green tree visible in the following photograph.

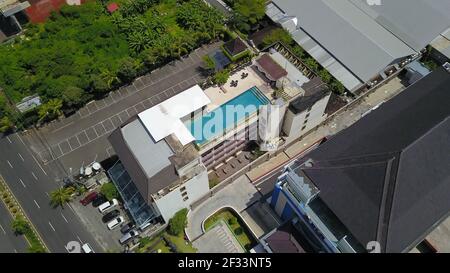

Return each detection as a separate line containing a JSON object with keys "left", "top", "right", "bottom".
{"left": 100, "top": 182, "right": 119, "bottom": 201}
{"left": 117, "top": 57, "right": 140, "bottom": 83}
{"left": 0, "top": 116, "right": 14, "bottom": 133}
{"left": 38, "top": 99, "right": 63, "bottom": 122}
{"left": 202, "top": 55, "right": 216, "bottom": 74}
{"left": 62, "top": 86, "right": 85, "bottom": 107}
{"left": 213, "top": 70, "right": 230, "bottom": 86}
{"left": 329, "top": 80, "right": 346, "bottom": 95}
{"left": 127, "top": 32, "right": 150, "bottom": 55}
{"left": 168, "top": 208, "right": 188, "bottom": 236}
{"left": 261, "top": 28, "right": 293, "bottom": 48}
{"left": 12, "top": 216, "right": 30, "bottom": 235}
{"left": 49, "top": 187, "right": 73, "bottom": 208}
{"left": 232, "top": 0, "right": 266, "bottom": 32}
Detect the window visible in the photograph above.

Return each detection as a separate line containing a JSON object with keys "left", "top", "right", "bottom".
{"left": 307, "top": 107, "right": 312, "bottom": 112}
{"left": 183, "top": 196, "right": 189, "bottom": 202}
{"left": 182, "top": 191, "right": 188, "bottom": 197}
{"left": 301, "top": 125, "right": 307, "bottom": 131}
{"left": 303, "top": 119, "right": 308, "bottom": 125}
{"left": 305, "top": 113, "right": 310, "bottom": 119}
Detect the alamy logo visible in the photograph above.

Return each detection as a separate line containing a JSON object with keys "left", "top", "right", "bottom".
{"left": 366, "top": 241, "right": 381, "bottom": 253}
{"left": 367, "top": 0, "right": 382, "bottom": 6}
{"left": 66, "top": 241, "right": 81, "bottom": 253}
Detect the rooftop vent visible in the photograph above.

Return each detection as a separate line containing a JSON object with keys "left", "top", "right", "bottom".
{"left": 443, "top": 62, "right": 450, "bottom": 73}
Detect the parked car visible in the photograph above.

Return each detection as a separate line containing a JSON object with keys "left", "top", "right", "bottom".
{"left": 119, "top": 229, "right": 139, "bottom": 245}
{"left": 102, "top": 210, "right": 120, "bottom": 223}
{"left": 80, "top": 191, "right": 98, "bottom": 206}
{"left": 107, "top": 216, "right": 124, "bottom": 230}
{"left": 120, "top": 222, "right": 135, "bottom": 234}
{"left": 81, "top": 243, "right": 95, "bottom": 253}
{"left": 98, "top": 199, "right": 118, "bottom": 214}
{"left": 92, "top": 195, "right": 107, "bottom": 207}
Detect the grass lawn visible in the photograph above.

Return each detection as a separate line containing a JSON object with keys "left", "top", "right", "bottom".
{"left": 138, "top": 231, "right": 197, "bottom": 253}
{"left": 164, "top": 233, "right": 197, "bottom": 253}
{"left": 204, "top": 209, "right": 257, "bottom": 252}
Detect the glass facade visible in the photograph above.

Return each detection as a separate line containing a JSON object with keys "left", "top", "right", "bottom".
{"left": 108, "top": 161, "right": 158, "bottom": 228}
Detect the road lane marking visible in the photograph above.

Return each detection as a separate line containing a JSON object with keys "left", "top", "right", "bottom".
{"left": 14, "top": 249, "right": 17, "bottom": 253}
{"left": 6, "top": 136, "right": 12, "bottom": 144}
{"left": 61, "top": 213, "right": 68, "bottom": 223}
{"left": 31, "top": 154, "right": 47, "bottom": 176}
{"left": 7, "top": 161, "right": 13, "bottom": 168}
{"left": 31, "top": 172, "right": 38, "bottom": 181}
{"left": 0, "top": 223, "right": 6, "bottom": 234}
{"left": 18, "top": 153, "right": 24, "bottom": 162}
{"left": 76, "top": 235, "right": 83, "bottom": 244}
{"left": 33, "top": 199, "right": 40, "bottom": 209}
{"left": 48, "top": 221, "right": 56, "bottom": 232}
{"left": 19, "top": 178, "right": 26, "bottom": 188}
{"left": 45, "top": 192, "right": 50, "bottom": 197}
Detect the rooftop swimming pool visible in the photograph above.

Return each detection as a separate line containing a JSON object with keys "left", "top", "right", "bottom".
{"left": 184, "top": 86, "right": 270, "bottom": 145}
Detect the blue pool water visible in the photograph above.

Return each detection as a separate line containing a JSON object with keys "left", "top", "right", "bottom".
{"left": 185, "top": 86, "right": 270, "bottom": 145}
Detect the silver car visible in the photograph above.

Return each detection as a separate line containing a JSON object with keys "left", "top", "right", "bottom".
{"left": 119, "top": 229, "right": 139, "bottom": 245}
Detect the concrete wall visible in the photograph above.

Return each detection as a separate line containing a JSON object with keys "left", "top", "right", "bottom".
{"left": 282, "top": 93, "right": 331, "bottom": 145}
{"left": 154, "top": 167, "right": 209, "bottom": 223}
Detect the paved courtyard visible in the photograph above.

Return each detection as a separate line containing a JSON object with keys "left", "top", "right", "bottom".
{"left": 21, "top": 42, "right": 222, "bottom": 180}
{"left": 193, "top": 221, "right": 244, "bottom": 253}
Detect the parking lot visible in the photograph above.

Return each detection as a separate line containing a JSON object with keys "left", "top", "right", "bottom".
{"left": 21, "top": 42, "right": 223, "bottom": 180}
{"left": 193, "top": 221, "right": 244, "bottom": 253}
{"left": 70, "top": 190, "right": 133, "bottom": 252}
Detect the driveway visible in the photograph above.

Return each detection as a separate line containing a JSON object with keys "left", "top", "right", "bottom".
{"left": 186, "top": 175, "right": 261, "bottom": 241}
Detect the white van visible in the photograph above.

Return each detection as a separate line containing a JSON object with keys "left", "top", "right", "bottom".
{"left": 98, "top": 199, "right": 118, "bottom": 214}
{"left": 81, "top": 243, "right": 95, "bottom": 253}
{"left": 107, "top": 216, "right": 124, "bottom": 230}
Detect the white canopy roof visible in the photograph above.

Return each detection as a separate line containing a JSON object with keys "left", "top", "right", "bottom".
{"left": 138, "top": 85, "right": 211, "bottom": 146}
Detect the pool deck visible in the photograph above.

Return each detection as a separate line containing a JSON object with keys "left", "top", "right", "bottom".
{"left": 204, "top": 67, "right": 273, "bottom": 112}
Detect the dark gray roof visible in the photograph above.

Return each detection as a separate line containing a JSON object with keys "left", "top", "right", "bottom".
{"left": 288, "top": 80, "right": 330, "bottom": 114}
{"left": 108, "top": 118, "right": 179, "bottom": 201}
{"left": 300, "top": 67, "right": 450, "bottom": 252}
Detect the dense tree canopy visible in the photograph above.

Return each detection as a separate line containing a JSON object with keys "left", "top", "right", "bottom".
{"left": 229, "top": 0, "right": 266, "bottom": 33}
{"left": 0, "top": 0, "right": 224, "bottom": 129}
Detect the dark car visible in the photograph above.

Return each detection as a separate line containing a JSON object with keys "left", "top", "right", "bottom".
{"left": 92, "top": 195, "right": 107, "bottom": 207}
{"left": 120, "top": 223, "right": 135, "bottom": 234}
{"left": 80, "top": 191, "right": 98, "bottom": 206}
{"left": 102, "top": 210, "right": 120, "bottom": 223}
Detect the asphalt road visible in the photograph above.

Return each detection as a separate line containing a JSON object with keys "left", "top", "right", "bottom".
{"left": 0, "top": 201, "right": 28, "bottom": 253}
{"left": 0, "top": 133, "right": 102, "bottom": 253}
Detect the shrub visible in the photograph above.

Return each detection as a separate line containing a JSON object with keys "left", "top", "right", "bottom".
{"left": 12, "top": 216, "right": 30, "bottom": 235}
{"left": 228, "top": 217, "right": 237, "bottom": 226}
{"left": 209, "top": 177, "right": 220, "bottom": 189}
{"left": 168, "top": 208, "right": 188, "bottom": 236}
{"left": 212, "top": 70, "right": 230, "bottom": 86}
{"left": 100, "top": 182, "right": 119, "bottom": 201}
{"left": 234, "top": 227, "right": 243, "bottom": 235}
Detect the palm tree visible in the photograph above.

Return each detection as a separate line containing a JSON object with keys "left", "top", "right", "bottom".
{"left": 100, "top": 69, "right": 120, "bottom": 89}
{"left": 38, "top": 99, "right": 63, "bottom": 122}
{"left": 50, "top": 187, "right": 72, "bottom": 208}
{"left": 128, "top": 32, "right": 150, "bottom": 55}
